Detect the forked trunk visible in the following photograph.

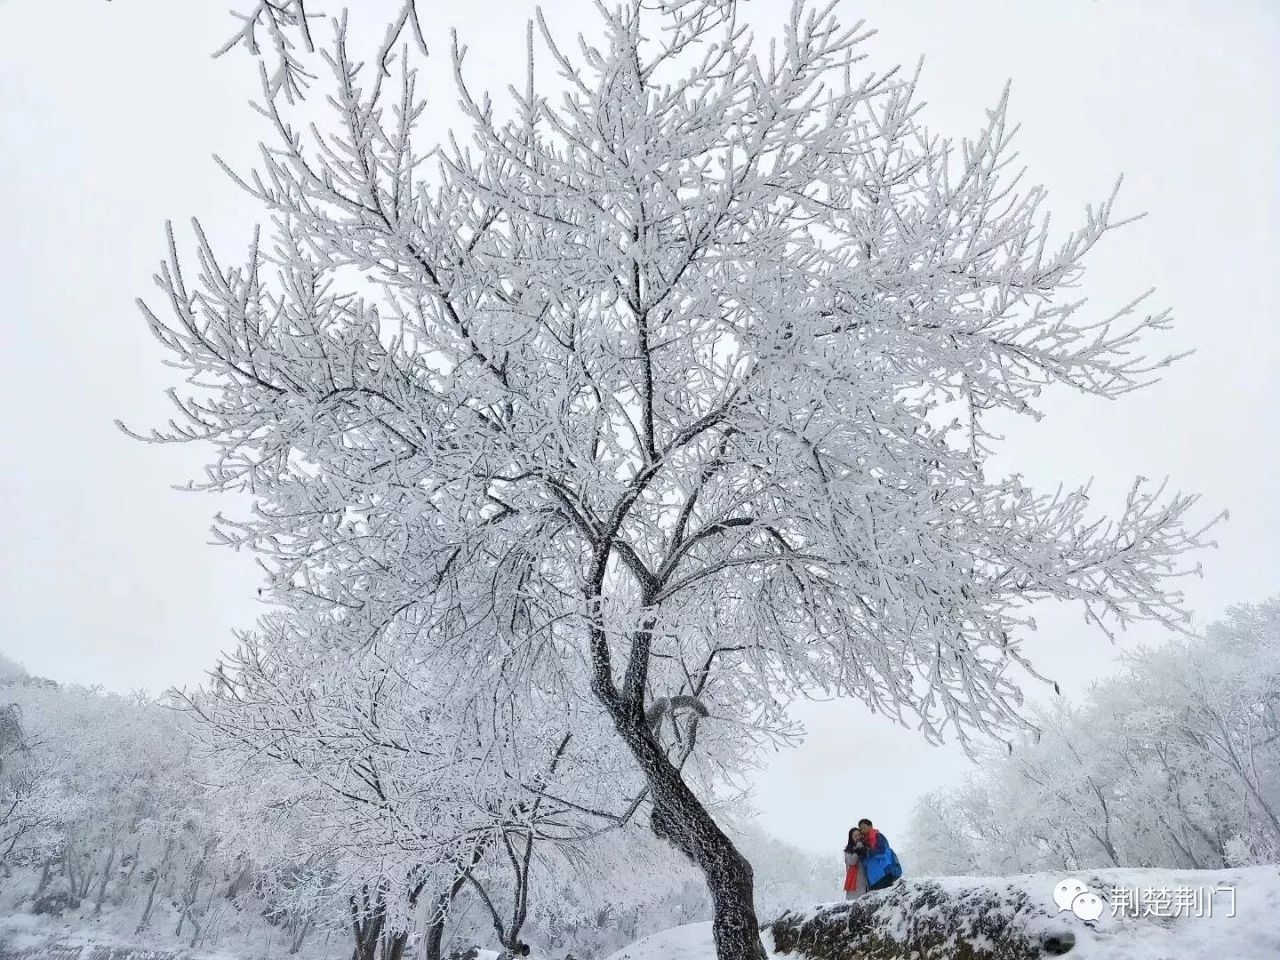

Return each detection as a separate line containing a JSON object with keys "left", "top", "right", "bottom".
{"left": 381, "top": 930, "right": 409, "bottom": 960}
{"left": 350, "top": 884, "right": 388, "bottom": 960}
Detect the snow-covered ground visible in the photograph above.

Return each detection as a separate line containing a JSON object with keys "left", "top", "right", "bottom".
{"left": 5, "top": 866, "right": 1278, "bottom": 960}
{"left": 0, "top": 911, "right": 344, "bottom": 960}
{"left": 604, "top": 866, "right": 1280, "bottom": 960}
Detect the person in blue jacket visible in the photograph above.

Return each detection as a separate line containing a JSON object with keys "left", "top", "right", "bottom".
{"left": 852, "top": 818, "right": 903, "bottom": 891}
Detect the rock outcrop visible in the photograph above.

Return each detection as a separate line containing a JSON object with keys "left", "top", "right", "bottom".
{"left": 769, "top": 879, "right": 1080, "bottom": 960}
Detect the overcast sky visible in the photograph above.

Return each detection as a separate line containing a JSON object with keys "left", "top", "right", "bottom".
{"left": 1, "top": 0, "right": 1277, "bottom": 864}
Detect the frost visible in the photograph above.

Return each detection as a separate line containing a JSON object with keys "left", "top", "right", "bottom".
{"left": 125, "top": 1, "right": 1216, "bottom": 958}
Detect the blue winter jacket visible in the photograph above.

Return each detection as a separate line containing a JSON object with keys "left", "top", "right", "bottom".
{"left": 861, "top": 830, "right": 903, "bottom": 887}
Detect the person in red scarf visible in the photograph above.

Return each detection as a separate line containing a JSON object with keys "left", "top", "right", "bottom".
{"left": 842, "top": 827, "right": 868, "bottom": 900}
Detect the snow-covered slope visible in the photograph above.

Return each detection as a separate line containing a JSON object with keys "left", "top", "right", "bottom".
{"left": 604, "top": 866, "right": 1280, "bottom": 960}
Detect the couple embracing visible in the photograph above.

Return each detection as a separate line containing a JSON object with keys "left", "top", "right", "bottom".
{"left": 842, "top": 818, "right": 903, "bottom": 900}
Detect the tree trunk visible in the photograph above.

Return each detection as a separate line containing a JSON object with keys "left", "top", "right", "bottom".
{"left": 185, "top": 912, "right": 203, "bottom": 948}
{"left": 351, "top": 918, "right": 383, "bottom": 960}
{"left": 176, "top": 843, "right": 212, "bottom": 941}
{"left": 122, "top": 841, "right": 142, "bottom": 889}
{"left": 35, "top": 856, "right": 53, "bottom": 896}
{"left": 136, "top": 838, "right": 174, "bottom": 933}
{"left": 289, "top": 916, "right": 313, "bottom": 955}
{"left": 421, "top": 891, "right": 451, "bottom": 960}
{"left": 63, "top": 845, "right": 78, "bottom": 902}
{"left": 611, "top": 711, "right": 765, "bottom": 960}
{"left": 224, "top": 854, "right": 250, "bottom": 900}
{"left": 380, "top": 930, "right": 409, "bottom": 960}
{"left": 137, "top": 871, "right": 161, "bottom": 933}
{"left": 94, "top": 845, "right": 116, "bottom": 913}
{"left": 421, "top": 841, "right": 492, "bottom": 960}
{"left": 78, "top": 861, "right": 96, "bottom": 901}
{"left": 350, "top": 885, "right": 388, "bottom": 960}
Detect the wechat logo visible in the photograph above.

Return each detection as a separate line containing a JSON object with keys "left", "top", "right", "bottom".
{"left": 1052, "top": 878, "right": 1105, "bottom": 923}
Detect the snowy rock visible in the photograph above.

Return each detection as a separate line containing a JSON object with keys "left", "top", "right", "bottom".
{"left": 773, "top": 867, "right": 1280, "bottom": 960}
{"left": 769, "top": 878, "right": 1077, "bottom": 959}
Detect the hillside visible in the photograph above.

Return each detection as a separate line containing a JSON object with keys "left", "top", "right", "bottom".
{"left": 604, "top": 866, "right": 1280, "bottom": 960}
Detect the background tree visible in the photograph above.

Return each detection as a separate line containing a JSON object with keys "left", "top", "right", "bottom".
{"left": 183, "top": 607, "right": 655, "bottom": 960}
{"left": 902, "top": 596, "right": 1280, "bottom": 875}
{"left": 128, "top": 1, "right": 1215, "bottom": 955}
{"left": 0, "top": 675, "right": 252, "bottom": 946}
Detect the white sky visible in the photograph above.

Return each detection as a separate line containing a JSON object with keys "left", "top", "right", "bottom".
{"left": 1, "top": 0, "right": 1277, "bottom": 866}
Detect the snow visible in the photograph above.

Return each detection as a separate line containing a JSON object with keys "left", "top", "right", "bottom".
{"left": 918, "top": 866, "right": 1280, "bottom": 960}
{"left": 602, "top": 921, "right": 757, "bottom": 960}
{"left": 603, "top": 866, "right": 1280, "bottom": 960}
{"left": 0, "top": 910, "right": 344, "bottom": 960}
{"left": 5, "top": 865, "right": 1278, "bottom": 959}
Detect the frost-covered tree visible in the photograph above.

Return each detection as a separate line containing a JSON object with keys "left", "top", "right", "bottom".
{"left": 0, "top": 678, "right": 245, "bottom": 945}
{"left": 1157, "top": 610, "right": 1277, "bottom": 844}
{"left": 0, "top": 698, "right": 43, "bottom": 868}
{"left": 128, "top": 1, "right": 1214, "bottom": 954}
{"left": 2, "top": 667, "right": 739, "bottom": 957}
{"left": 901, "top": 789, "right": 978, "bottom": 877}
{"left": 903, "top": 597, "right": 1280, "bottom": 875}
{"left": 0, "top": 654, "right": 28, "bottom": 684}
{"left": 183, "top": 609, "right": 649, "bottom": 960}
